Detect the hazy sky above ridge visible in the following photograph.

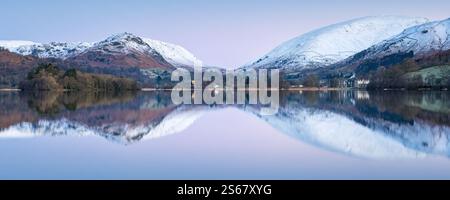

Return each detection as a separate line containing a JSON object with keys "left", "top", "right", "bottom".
{"left": 1, "top": 0, "right": 449, "bottom": 68}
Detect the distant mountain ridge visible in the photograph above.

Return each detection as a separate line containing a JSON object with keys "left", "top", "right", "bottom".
{"left": 0, "top": 32, "right": 201, "bottom": 68}
{"left": 244, "top": 16, "right": 429, "bottom": 71}
{"left": 0, "top": 33, "right": 204, "bottom": 88}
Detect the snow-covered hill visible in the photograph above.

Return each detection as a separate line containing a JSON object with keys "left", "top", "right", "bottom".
{"left": 0, "top": 33, "right": 202, "bottom": 67}
{"left": 245, "top": 16, "right": 429, "bottom": 70}
{"left": 143, "top": 38, "right": 202, "bottom": 67}
{"left": 349, "top": 18, "right": 450, "bottom": 61}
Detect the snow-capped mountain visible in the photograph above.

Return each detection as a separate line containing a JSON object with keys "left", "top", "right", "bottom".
{"left": 0, "top": 40, "right": 92, "bottom": 59}
{"left": 0, "top": 32, "right": 202, "bottom": 67}
{"left": 90, "top": 33, "right": 159, "bottom": 56}
{"left": 66, "top": 32, "right": 174, "bottom": 69}
{"left": 245, "top": 16, "right": 429, "bottom": 71}
{"left": 347, "top": 18, "right": 450, "bottom": 62}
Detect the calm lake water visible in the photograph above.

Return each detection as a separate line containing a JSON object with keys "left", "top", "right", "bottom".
{"left": 0, "top": 90, "right": 449, "bottom": 179}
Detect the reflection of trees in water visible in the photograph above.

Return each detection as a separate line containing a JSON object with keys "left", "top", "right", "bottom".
{"left": 0, "top": 91, "right": 180, "bottom": 144}
{"left": 3, "top": 90, "right": 449, "bottom": 128}
{"left": 0, "top": 91, "right": 175, "bottom": 130}
{"left": 22, "top": 91, "right": 139, "bottom": 115}
{"left": 365, "top": 91, "right": 450, "bottom": 126}
{"left": 303, "top": 91, "right": 320, "bottom": 106}
{"left": 279, "top": 90, "right": 450, "bottom": 127}
{"left": 0, "top": 92, "right": 37, "bottom": 129}
{"left": 1, "top": 90, "right": 449, "bottom": 150}
{"left": 24, "top": 91, "right": 61, "bottom": 115}
{"left": 57, "top": 93, "right": 176, "bottom": 130}
{"left": 258, "top": 91, "right": 450, "bottom": 158}
{"left": 280, "top": 91, "right": 319, "bottom": 107}
{"left": 1, "top": 90, "right": 449, "bottom": 132}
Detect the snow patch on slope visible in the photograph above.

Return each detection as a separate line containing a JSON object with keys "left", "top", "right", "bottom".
{"left": 359, "top": 18, "right": 450, "bottom": 59}
{"left": 0, "top": 40, "right": 38, "bottom": 49}
{"left": 92, "top": 32, "right": 158, "bottom": 56}
{"left": 143, "top": 38, "right": 202, "bottom": 67}
{"left": 15, "top": 42, "right": 92, "bottom": 59}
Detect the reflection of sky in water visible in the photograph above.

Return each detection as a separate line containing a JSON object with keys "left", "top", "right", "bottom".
{"left": 0, "top": 91, "right": 450, "bottom": 179}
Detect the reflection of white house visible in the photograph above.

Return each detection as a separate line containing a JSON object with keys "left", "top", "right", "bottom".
{"left": 356, "top": 91, "right": 370, "bottom": 100}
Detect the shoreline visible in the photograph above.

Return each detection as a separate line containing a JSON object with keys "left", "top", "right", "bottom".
{"left": 0, "top": 88, "right": 21, "bottom": 92}
{"left": 1, "top": 88, "right": 448, "bottom": 92}
{"left": 285, "top": 87, "right": 350, "bottom": 91}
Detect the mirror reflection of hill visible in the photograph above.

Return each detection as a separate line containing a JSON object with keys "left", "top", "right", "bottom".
{"left": 0, "top": 92, "right": 36, "bottom": 129}
{"left": 243, "top": 91, "right": 450, "bottom": 159}
{"left": 281, "top": 91, "right": 450, "bottom": 127}
{"left": 1, "top": 90, "right": 450, "bottom": 159}
{"left": 0, "top": 91, "right": 201, "bottom": 144}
